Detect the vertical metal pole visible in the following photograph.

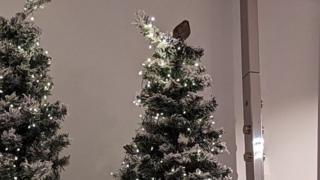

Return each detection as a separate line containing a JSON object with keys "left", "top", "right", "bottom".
{"left": 240, "top": 0, "right": 264, "bottom": 180}
{"left": 318, "top": 44, "right": 320, "bottom": 180}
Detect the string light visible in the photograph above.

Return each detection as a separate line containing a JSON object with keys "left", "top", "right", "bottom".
{"left": 148, "top": 45, "right": 152, "bottom": 49}
{"left": 150, "top": 16, "right": 156, "bottom": 21}
{"left": 195, "top": 63, "right": 199, "bottom": 67}
{"left": 30, "top": 17, "right": 35, "bottom": 21}
{"left": 197, "top": 149, "right": 201, "bottom": 154}
{"left": 138, "top": 71, "right": 143, "bottom": 76}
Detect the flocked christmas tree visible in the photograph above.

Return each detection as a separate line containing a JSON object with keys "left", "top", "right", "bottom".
{"left": 113, "top": 11, "right": 232, "bottom": 180}
{"left": 0, "top": 0, "right": 70, "bottom": 179}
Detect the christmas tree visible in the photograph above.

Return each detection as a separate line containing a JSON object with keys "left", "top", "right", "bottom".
{"left": 0, "top": 0, "right": 70, "bottom": 179}
{"left": 113, "top": 11, "right": 232, "bottom": 180}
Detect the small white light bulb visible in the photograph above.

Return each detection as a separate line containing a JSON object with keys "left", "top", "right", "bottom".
{"left": 150, "top": 16, "right": 156, "bottom": 21}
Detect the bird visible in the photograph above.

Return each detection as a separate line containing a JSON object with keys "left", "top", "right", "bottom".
{"left": 173, "top": 20, "right": 191, "bottom": 41}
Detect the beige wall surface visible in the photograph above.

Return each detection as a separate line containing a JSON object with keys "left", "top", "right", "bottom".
{"left": 0, "top": 0, "right": 237, "bottom": 179}
{"left": 235, "top": 0, "right": 320, "bottom": 180}
{"left": 259, "top": 0, "right": 319, "bottom": 179}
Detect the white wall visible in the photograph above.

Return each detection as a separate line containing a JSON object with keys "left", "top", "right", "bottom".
{"left": 235, "top": 0, "right": 320, "bottom": 180}
{"left": 0, "top": 1, "right": 237, "bottom": 179}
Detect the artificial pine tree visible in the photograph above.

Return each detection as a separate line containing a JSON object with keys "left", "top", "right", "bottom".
{"left": 0, "top": 0, "right": 70, "bottom": 179}
{"left": 113, "top": 11, "right": 232, "bottom": 180}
